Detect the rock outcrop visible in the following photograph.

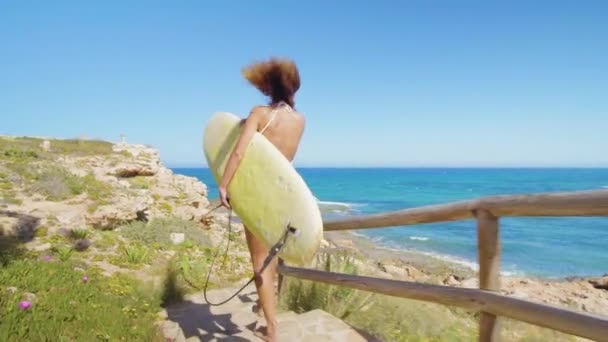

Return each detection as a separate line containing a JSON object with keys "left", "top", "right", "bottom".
{"left": 0, "top": 138, "right": 210, "bottom": 234}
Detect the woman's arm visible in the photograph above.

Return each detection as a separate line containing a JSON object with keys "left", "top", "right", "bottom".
{"left": 218, "top": 107, "right": 262, "bottom": 207}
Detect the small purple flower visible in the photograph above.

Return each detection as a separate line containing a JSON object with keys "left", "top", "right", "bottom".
{"left": 82, "top": 275, "right": 89, "bottom": 283}
{"left": 42, "top": 255, "right": 52, "bottom": 262}
{"left": 19, "top": 301, "right": 32, "bottom": 310}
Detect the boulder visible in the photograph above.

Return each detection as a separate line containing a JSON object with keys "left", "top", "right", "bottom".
{"left": 443, "top": 275, "right": 461, "bottom": 286}
{"left": 589, "top": 276, "right": 608, "bottom": 290}
{"left": 170, "top": 233, "right": 185, "bottom": 245}
{"left": 85, "top": 195, "right": 151, "bottom": 230}
{"left": 110, "top": 161, "right": 159, "bottom": 178}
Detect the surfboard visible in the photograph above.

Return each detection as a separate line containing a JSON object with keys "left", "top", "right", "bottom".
{"left": 202, "top": 112, "right": 323, "bottom": 266}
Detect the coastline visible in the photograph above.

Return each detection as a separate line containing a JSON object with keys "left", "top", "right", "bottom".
{"left": 322, "top": 230, "right": 608, "bottom": 318}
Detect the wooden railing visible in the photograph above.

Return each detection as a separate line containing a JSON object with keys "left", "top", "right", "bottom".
{"left": 277, "top": 189, "right": 608, "bottom": 342}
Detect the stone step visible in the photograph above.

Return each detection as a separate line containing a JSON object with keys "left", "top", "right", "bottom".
{"left": 277, "top": 309, "right": 371, "bottom": 342}
{"left": 161, "top": 285, "right": 374, "bottom": 341}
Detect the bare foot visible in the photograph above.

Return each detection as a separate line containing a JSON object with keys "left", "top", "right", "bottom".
{"left": 254, "top": 322, "right": 277, "bottom": 342}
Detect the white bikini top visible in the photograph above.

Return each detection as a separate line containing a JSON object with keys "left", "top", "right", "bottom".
{"left": 259, "top": 101, "right": 292, "bottom": 134}
{"left": 259, "top": 102, "right": 295, "bottom": 164}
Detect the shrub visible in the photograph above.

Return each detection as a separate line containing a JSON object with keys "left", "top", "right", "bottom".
{"left": 80, "top": 173, "right": 111, "bottom": 201}
{"left": 69, "top": 228, "right": 90, "bottom": 240}
{"left": 30, "top": 167, "right": 111, "bottom": 202}
{"left": 119, "top": 217, "right": 211, "bottom": 248}
{"left": 280, "top": 251, "right": 476, "bottom": 341}
{"left": 281, "top": 251, "right": 372, "bottom": 319}
{"left": 121, "top": 244, "right": 150, "bottom": 265}
{"left": 46, "top": 138, "right": 113, "bottom": 155}
{"left": 127, "top": 176, "right": 152, "bottom": 189}
{"left": 159, "top": 202, "right": 172, "bottom": 214}
{"left": 31, "top": 167, "right": 83, "bottom": 201}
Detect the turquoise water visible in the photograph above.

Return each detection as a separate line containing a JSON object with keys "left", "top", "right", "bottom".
{"left": 174, "top": 168, "right": 608, "bottom": 278}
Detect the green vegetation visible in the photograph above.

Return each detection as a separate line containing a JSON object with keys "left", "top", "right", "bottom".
{"left": 0, "top": 254, "right": 163, "bottom": 341}
{"left": 21, "top": 166, "right": 111, "bottom": 201}
{"left": 31, "top": 166, "right": 85, "bottom": 201}
{"left": 0, "top": 136, "right": 113, "bottom": 156}
{"left": 34, "top": 226, "right": 48, "bottom": 238}
{"left": 0, "top": 136, "right": 115, "bottom": 203}
{"left": 119, "top": 217, "right": 211, "bottom": 248}
{"left": 29, "top": 166, "right": 111, "bottom": 202}
{"left": 69, "top": 228, "right": 90, "bottom": 240}
{"left": 51, "top": 245, "right": 74, "bottom": 261}
{"left": 281, "top": 251, "right": 373, "bottom": 318}
{"left": 0, "top": 169, "right": 22, "bottom": 205}
{"left": 279, "top": 251, "right": 583, "bottom": 342}
{"left": 280, "top": 251, "right": 474, "bottom": 341}
{"left": 159, "top": 202, "right": 172, "bottom": 214}
{"left": 93, "top": 231, "right": 120, "bottom": 250}
{"left": 118, "top": 243, "right": 151, "bottom": 266}
{"left": 127, "top": 176, "right": 152, "bottom": 189}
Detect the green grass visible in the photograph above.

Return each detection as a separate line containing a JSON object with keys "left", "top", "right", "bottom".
{"left": 121, "top": 244, "right": 150, "bottom": 265}
{"left": 0, "top": 189, "right": 22, "bottom": 206}
{"left": 0, "top": 136, "right": 114, "bottom": 157}
{"left": 27, "top": 166, "right": 111, "bottom": 202}
{"left": 30, "top": 166, "right": 84, "bottom": 201}
{"left": 0, "top": 254, "right": 163, "bottom": 341}
{"left": 119, "top": 217, "right": 211, "bottom": 248}
{"left": 69, "top": 228, "right": 90, "bottom": 240}
{"left": 280, "top": 252, "right": 477, "bottom": 341}
{"left": 127, "top": 176, "right": 152, "bottom": 189}
{"left": 281, "top": 251, "right": 373, "bottom": 318}
{"left": 158, "top": 202, "right": 173, "bottom": 214}
{"left": 51, "top": 245, "right": 74, "bottom": 261}
{"left": 93, "top": 231, "right": 120, "bottom": 250}
{"left": 279, "top": 251, "right": 581, "bottom": 342}
{"left": 0, "top": 136, "right": 116, "bottom": 203}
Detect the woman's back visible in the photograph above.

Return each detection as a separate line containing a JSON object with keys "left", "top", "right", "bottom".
{"left": 254, "top": 103, "right": 305, "bottom": 162}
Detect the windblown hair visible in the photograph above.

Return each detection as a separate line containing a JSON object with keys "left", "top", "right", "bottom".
{"left": 242, "top": 58, "right": 300, "bottom": 108}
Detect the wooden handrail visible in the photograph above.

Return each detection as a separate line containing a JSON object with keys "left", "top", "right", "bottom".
{"left": 324, "top": 189, "right": 608, "bottom": 231}
{"left": 278, "top": 265, "right": 608, "bottom": 342}
{"left": 278, "top": 189, "right": 608, "bottom": 341}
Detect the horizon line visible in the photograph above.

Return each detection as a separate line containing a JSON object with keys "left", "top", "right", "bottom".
{"left": 167, "top": 164, "right": 608, "bottom": 169}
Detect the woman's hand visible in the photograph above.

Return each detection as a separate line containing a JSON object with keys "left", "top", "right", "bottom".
{"left": 219, "top": 186, "right": 230, "bottom": 208}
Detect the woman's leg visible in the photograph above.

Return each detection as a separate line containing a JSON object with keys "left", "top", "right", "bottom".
{"left": 245, "top": 227, "right": 278, "bottom": 341}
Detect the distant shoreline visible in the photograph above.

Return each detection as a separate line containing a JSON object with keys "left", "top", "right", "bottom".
{"left": 171, "top": 166, "right": 608, "bottom": 170}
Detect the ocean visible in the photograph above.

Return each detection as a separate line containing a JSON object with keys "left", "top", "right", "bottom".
{"left": 173, "top": 167, "right": 608, "bottom": 278}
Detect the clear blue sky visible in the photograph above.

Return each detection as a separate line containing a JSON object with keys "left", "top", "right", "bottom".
{"left": 1, "top": 1, "right": 607, "bottom": 167}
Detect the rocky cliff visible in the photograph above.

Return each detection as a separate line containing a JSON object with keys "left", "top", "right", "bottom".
{"left": 0, "top": 136, "right": 211, "bottom": 237}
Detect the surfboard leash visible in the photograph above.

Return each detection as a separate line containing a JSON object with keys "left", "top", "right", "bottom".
{"left": 183, "top": 203, "right": 298, "bottom": 306}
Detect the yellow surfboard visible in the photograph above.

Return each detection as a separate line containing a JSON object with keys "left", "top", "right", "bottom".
{"left": 202, "top": 112, "right": 323, "bottom": 266}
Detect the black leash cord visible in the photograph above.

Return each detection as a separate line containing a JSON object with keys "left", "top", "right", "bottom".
{"left": 183, "top": 203, "right": 295, "bottom": 306}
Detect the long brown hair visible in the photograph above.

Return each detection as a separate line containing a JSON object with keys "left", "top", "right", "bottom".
{"left": 242, "top": 58, "right": 300, "bottom": 108}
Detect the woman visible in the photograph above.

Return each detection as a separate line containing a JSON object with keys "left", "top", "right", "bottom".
{"left": 218, "top": 57, "right": 305, "bottom": 342}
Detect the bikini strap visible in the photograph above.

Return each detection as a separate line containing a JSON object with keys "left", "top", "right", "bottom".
{"left": 259, "top": 102, "right": 291, "bottom": 134}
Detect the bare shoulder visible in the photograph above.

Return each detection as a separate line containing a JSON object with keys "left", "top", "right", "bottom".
{"left": 293, "top": 110, "right": 306, "bottom": 125}
{"left": 249, "top": 105, "right": 269, "bottom": 116}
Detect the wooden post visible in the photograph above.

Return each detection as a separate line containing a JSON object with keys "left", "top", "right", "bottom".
{"left": 477, "top": 209, "right": 501, "bottom": 342}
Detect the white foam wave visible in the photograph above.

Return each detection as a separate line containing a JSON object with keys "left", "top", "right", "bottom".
{"left": 315, "top": 197, "right": 364, "bottom": 214}
{"left": 409, "top": 236, "right": 429, "bottom": 241}
{"left": 348, "top": 233, "right": 523, "bottom": 276}
{"left": 601, "top": 185, "right": 608, "bottom": 189}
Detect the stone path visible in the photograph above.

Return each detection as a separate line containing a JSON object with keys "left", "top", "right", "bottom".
{"left": 160, "top": 284, "right": 377, "bottom": 341}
